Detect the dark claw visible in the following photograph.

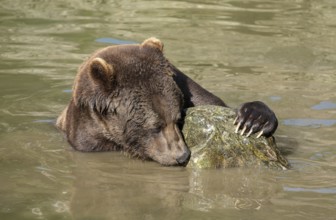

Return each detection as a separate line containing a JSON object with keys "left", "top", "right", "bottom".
{"left": 234, "top": 101, "right": 278, "bottom": 137}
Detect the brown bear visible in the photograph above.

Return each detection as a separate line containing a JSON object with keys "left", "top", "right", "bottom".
{"left": 56, "top": 37, "right": 278, "bottom": 166}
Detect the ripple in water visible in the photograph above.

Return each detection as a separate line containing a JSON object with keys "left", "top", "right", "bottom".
{"left": 311, "top": 101, "right": 336, "bottom": 110}
{"left": 95, "top": 38, "right": 137, "bottom": 45}
{"left": 282, "top": 119, "right": 336, "bottom": 127}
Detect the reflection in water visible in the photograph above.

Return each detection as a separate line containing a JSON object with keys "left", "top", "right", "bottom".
{"left": 70, "top": 153, "right": 188, "bottom": 220}
{"left": 70, "top": 153, "right": 282, "bottom": 219}
{"left": 0, "top": 125, "right": 73, "bottom": 220}
{"left": 184, "top": 168, "right": 281, "bottom": 211}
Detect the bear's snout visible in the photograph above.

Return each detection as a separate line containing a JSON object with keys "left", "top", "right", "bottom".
{"left": 146, "top": 123, "right": 191, "bottom": 166}
{"left": 176, "top": 148, "right": 191, "bottom": 166}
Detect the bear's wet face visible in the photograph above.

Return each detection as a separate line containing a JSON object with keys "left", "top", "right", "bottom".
{"left": 108, "top": 76, "right": 191, "bottom": 166}
{"left": 140, "top": 95, "right": 191, "bottom": 166}
{"left": 57, "top": 38, "right": 191, "bottom": 166}
{"left": 95, "top": 74, "right": 190, "bottom": 165}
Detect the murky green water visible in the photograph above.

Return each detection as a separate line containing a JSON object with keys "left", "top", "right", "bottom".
{"left": 1, "top": 0, "right": 335, "bottom": 219}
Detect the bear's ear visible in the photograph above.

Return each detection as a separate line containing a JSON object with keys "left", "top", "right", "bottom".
{"left": 141, "top": 37, "right": 164, "bottom": 52}
{"left": 89, "top": 57, "right": 114, "bottom": 86}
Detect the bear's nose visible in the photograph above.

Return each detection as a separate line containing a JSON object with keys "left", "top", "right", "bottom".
{"left": 176, "top": 148, "right": 191, "bottom": 166}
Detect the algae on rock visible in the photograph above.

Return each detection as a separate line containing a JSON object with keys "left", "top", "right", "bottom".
{"left": 182, "top": 105, "right": 290, "bottom": 170}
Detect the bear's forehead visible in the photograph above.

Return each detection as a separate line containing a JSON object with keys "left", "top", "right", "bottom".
{"left": 93, "top": 45, "right": 169, "bottom": 78}
{"left": 93, "top": 45, "right": 176, "bottom": 87}
{"left": 119, "top": 87, "right": 182, "bottom": 121}
{"left": 86, "top": 43, "right": 183, "bottom": 122}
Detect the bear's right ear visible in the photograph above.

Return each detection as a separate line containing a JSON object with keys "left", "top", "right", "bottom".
{"left": 89, "top": 57, "right": 114, "bottom": 86}
{"left": 141, "top": 37, "right": 164, "bottom": 52}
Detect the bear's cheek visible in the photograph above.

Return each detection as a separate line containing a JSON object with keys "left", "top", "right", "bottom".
{"left": 145, "top": 124, "right": 190, "bottom": 166}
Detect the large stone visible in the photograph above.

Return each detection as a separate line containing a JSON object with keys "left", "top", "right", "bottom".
{"left": 182, "top": 105, "right": 290, "bottom": 170}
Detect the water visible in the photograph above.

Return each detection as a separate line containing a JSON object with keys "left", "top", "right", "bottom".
{"left": 0, "top": 0, "right": 335, "bottom": 219}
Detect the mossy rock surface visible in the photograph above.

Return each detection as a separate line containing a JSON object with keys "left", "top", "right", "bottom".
{"left": 182, "top": 106, "right": 290, "bottom": 170}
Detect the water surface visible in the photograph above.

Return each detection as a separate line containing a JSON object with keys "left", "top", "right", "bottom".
{"left": 0, "top": 0, "right": 335, "bottom": 219}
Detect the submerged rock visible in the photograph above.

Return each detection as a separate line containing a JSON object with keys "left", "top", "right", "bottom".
{"left": 182, "top": 106, "right": 290, "bottom": 170}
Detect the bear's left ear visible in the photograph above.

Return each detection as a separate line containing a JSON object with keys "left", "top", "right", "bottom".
{"left": 141, "top": 37, "right": 164, "bottom": 52}
{"left": 89, "top": 57, "right": 114, "bottom": 86}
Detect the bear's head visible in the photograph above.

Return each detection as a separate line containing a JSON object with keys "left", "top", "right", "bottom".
{"left": 70, "top": 38, "right": 191, "bottom": 166}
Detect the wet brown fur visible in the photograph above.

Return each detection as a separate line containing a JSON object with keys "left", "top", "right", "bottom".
{"left": 57, "top": 38, "right": 226, "bottom": 165}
